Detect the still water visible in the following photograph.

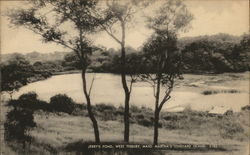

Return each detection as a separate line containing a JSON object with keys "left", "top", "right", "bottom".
{"left": 13, "top": 72, "right": 249, "bottom": 113}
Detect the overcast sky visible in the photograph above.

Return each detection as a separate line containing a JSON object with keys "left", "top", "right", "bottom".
{"left": 0, "top": 0, "right": 249, "bottom": 54}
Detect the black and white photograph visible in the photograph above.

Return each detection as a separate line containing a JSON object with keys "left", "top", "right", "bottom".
{"left": 0, "top": 0, "right": 249, "bottom": 154}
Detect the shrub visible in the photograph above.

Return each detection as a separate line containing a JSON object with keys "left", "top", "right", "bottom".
{"left": 50, "top": 94, "right": 75, "bottom": 114}
{"left": 94, "top": 104, "right": 117, "bottom": 121}
{"left": 135, "top": 114, "right": 145, "bottom": 119}
{"left": 7, "top": 99, "right": 19, "bottom": 107}
{"left": 241, "top": 105, "right": 250, "bottom": 111}
{"left": 219, "top": 120, "right": 244, "bottom": 139}
{"left": 95, "top": 104, "right": 116, "bottom": 112}
{"left": 137, "top": 118, "right": 153, "bottom": 127}
{"left": 9, "top": 92, "right": 38, "bottom": 110}
{"left": 114, "top": 106, "right": 124, "bottom": 116}
{"left": 71, "top": 104, "right": 87, "bottom": 116}
{"left": 4, "top": 108, "right": 36, "bottom": 148}
{"left": 8, "top": 92, "right": 50, "bottom": 111}
{"left": 202, "top": 90, "right": 218, "bottom": 95}
{"left": 224, "top": 110, "right": 233, "bottom": 116}
{"left": 130, "top": 105, "right": 141, "bottom": 113}
{"left": 18, "top": 92, "right": 38, "bottom": 101}
{"left": 202, "top": 89, "right": 240, "bottom": 95}
{"left": 36, "top": 100, "right": 51, "bottom": 111}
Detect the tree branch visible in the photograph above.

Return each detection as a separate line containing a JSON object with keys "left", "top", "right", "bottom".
{"left": 128, "top": 80, "right": 133, "bottom": 95}
{"left": 101, "top": 24, "right": 122, "bottom": 44}
{"left": 158, "top": 95, "right": 171, "bottom": 112}
{"left": 90, "top": 9, "right": 122, "bottom": 45}
{"left": 88, "top": 74, "right": 96, "bottom": 96}
{"left": 158, "top": 78, "right": 174, "bottom": 112}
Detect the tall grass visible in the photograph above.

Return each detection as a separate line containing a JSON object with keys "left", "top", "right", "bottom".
{"left": 202, "top": 89, "right": 240, "bottom": 95}
{"left": 202, "top": 89, "right": 241, "bottom": 95}
{"left": 3, "top": 92, "right": 249, "bottom": 154}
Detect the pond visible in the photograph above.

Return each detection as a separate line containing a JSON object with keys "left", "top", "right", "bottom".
{"left": 12, "top": 72, "right": 249, "bottom": 113}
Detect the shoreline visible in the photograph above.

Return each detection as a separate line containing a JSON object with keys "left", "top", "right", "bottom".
{"left": 3, "top": 71, "right": 249, "bottom": 115}
{"left": 52, "top": 70, "right": 250, "bottom": 76}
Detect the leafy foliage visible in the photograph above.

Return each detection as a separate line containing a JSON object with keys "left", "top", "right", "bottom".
{"left": 182, "top": 34, "right": 250, "bottom": 73}
{"left": 1, "top": 55, "right": 52, "bottom": 95}
{"left": 4, "top": 108, "right": 36, "bottom": 145}
{"left": 142, "top": 0, "right": 193, "bottom": 145}
{"left": 50, "top": 94, "right": 76, "bottom": 114}
{"left": 8, "top": 92, "right": 50, "bottom": 112}
{"left": 147, "top": 0, "right": 193, "bottom": 33}
{"left": 7, "top": 92, "right": 77, "bottom": 114}
{"left": 1, "top": 55, "right": 32, "bottom": 91}
{"left": 7, "top": 0, "right": 105, "bottom": 143}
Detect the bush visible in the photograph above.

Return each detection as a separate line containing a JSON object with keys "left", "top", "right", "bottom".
{"left": 130, "top": 105, "right": 141, "bottom": 113}
{"left": 135, "top": 114, "right": 145, "bottom": 119}
{"left": 241, "top": 105, "right": 250, "bottom": 111}
{"left": 4, "top": 108, "right": 36, "bottom": 148}
{"left": 202, "top": 89, "right": 240, "bottom": 95}
{"left": 202, "top": 90, "right": 218, "bottom": 95}
{"left": 50, "top": 94, "right": 75, "bottom": 114}
{"left": 71, "top": 104, "right": 88, "bottom": 116}
{"left": 95, "top": 104, "right": 116, "bottom": 112}
{"left": 219, "top": 119, "right": 244, "bottom": 139}
{"left": 18, "top": 91, "right": 38, "bottom": 101}
{"left": 8, "top": 92, "right": 50, "bottom": 111}
{"left": 8, "top": 92, "right": 38, "bottom": 109}
{"left": 114, "top": 106, "right": 124, "bottom": 116}
{"left": 94, "top": 104, "right": 117, "bottom": 121}
{"left": 137, "top": 118, "right": 153, "bottom": 127}
{"left": 36, "top": 100, "right": 51, "bottom": 111}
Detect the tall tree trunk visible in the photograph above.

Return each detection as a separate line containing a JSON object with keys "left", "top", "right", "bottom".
{"left": 154, "top": 71, "right": 161, "bottom": 145}
{"left": 81, "top": 70, "right": 100, "bottom": 143}
{"left": 121, "top": 44, "right": 130, "bottom": 143}
{"left": 154, "top": 108, "right": 159, "bottom": 145}
{"left": 124, "top": 91, "right": 130, "bottom": 142}
{"left": 120, "top": 21, "right": 130, "bottom": 143}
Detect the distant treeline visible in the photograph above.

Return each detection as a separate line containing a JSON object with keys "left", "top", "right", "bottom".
{"left": 1, "top": 55, "right": 52, "bottom": 93}
{"left": 1, "top": 33, "right": 249, "bottom": 92}
{"left": 2, "top": 51, "right": 68, "bottom": 64}
{"left": 179, "top": 33, "right": 250, "bottom": 73}
{"left": 69, "top": 33, "right": 250, "bottom": 74}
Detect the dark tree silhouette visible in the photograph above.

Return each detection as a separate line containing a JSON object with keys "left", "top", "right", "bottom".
{"left": 91, "top": 0, "right": 151, "bottom": 142}
{"left": 142, "top": 0, "right": 193, "bottom": 145}
{"left": 7, "top": 0, "right": 102, "bottom": 143}
{"left": 1, "top": 55, "right": 33, "bottom": 98}
{"left": 4, "top": 107, "right": 36, "bottom": 149}
{"left": 142, "top": 32, "right": 182, "bottom": 145}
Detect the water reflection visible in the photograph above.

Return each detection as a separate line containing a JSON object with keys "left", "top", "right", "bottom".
{"left": 13, "top": 72, "right": 249, "bottom": 113}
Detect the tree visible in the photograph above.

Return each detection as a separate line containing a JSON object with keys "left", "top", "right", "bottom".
{"left": 92, "top": 0, "right": 150, "bottom": 142}
{"left": 1, "top": 55, "right": 32, "bottom": 98}
{"left": 62, "top": 52, "right": 82, "bottom": 70}
{"left": 231, "top": 34, "right": 250, "bottom": 71}
{"left": 4, "top": 107, "right": 36, "bottom": 149}
{"left": 7, "top": 0, "right": 101, "bottom": 143}
{"left": 142, "top": 0, "right": 193, "bottom": 145}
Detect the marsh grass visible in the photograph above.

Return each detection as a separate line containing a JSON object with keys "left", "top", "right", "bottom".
{"left": 3, "top": 93, "right": 250, "bottom": 154}
{"left": 3, "top": 107, "right": 249, "bottom": 154}
{"left": 202, "top": 89, "right": 241, "bottom": 95}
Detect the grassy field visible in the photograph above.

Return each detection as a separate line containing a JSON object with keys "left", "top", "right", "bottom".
{"left": 1, "top": 99, "right": 249, "bottom": 154}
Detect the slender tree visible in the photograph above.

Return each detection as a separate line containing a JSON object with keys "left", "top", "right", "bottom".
{"left": 92, "top": 0, "right": 150, "bottom": 142}
{"left": 142, "top": 32, "right": 182, "bottom": 145}
{"left": 142, "top": 0, "right": 193, "bottom": 145}
{"left": 7, "top": 0, "right": 101, "bottom": 143}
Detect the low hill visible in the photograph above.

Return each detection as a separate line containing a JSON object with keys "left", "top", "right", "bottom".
{"left": 1, "top": 51, "right": 68, "bottom": 64}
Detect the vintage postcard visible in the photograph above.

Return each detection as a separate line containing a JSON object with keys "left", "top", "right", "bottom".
{"left": 0, "top": 0, "right": 249, "bottom": 154}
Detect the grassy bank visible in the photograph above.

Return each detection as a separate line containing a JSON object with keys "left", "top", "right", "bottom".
{"left": 2, "top": 93, "right": 249, "bottom": 154}
{"left": 52, "top": 70, "right": 81, "bottom": 75}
